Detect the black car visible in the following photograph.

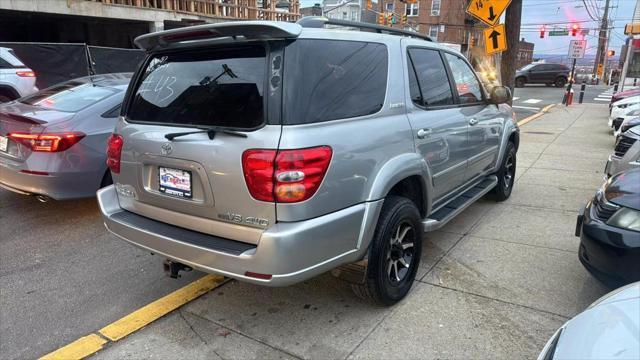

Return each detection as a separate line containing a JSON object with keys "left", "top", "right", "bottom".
{"left": 576, "top": 169, "right": 640, "bottom": 286}
{"left": 515, "top": 63, "right": 570, "bottom": 88}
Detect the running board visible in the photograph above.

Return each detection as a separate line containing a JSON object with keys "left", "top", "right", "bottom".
{"left": 422, "top": 176, "right": 498, "bottom": 232}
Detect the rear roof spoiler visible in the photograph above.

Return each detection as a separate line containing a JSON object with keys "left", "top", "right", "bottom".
{"left": 134, "top": 21, "right": 302, "bottom": 52}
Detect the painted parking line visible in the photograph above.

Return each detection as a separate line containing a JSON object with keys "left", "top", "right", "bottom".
{"left": 517, "top": 104, "right": 556, "bottom": 127}
{"left": 39, "top": 274, "right": 228, "bottom": 360}
{"left": 512, "top": 105, "right": 541, "bottom": 111}
{"left": 523, "top": 99, "right": 542, "bottom": 104}
{"left": 594, "top": 98, "right": 612, "bottom": 102}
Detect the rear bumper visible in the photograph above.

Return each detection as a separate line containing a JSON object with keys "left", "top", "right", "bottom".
{"left": 0, "top": 157, "right": 100, "bottom": 200}
{"left": 97, "top": 185, "right": 383, "bottom": 286}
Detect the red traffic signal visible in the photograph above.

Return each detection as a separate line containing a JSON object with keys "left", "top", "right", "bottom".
{"left": 571, "top": 24, "right": 579, "bottom": 36}
{"left": 540, "top": 25, "right": 546, "bottom": 38}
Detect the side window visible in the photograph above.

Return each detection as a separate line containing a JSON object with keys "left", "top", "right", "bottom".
{"left": 0, "top": 57, "right": 13, "bottom": 69}
{"left": 407, "top": 48, "right": 454, "bottom": 107}
{"left": 444, "top": 53, "right": 483, "bottom": 104}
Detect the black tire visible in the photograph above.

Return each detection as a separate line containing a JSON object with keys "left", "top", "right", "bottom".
{"left": 100, "top": 171, "right": 113, "bottom": 188}
{"left": 554, "top": 77, "right": 567, "bottom": 88}
{"left": 490, "top": 141, "right": 516, "bottom": 201}
{"left": 515, "top": 77, "right": 526, "bottom": 88}
{"left": 351, "top": 196, "right": 422, "bottom": 306}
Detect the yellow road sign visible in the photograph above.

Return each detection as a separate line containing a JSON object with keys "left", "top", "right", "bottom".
{"left": 466, "top": 0, "right": 512, "bottom": 27}
{"left": 484, "top": 24, "right": 507, "bottom": 55}
{"left": 624, "top": 23, "right": 640, "bottom": 35}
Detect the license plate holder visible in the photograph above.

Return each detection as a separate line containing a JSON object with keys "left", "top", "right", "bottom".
{"left": 158, "top": 167, "right": 192, "bottom": 198}
{"left": 0, "top": 136, "right": 7, "bottom": 152}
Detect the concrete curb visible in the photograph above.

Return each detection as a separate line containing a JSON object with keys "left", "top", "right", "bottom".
{"left": 517, "top": 104, "right": 557, "bottom": 127}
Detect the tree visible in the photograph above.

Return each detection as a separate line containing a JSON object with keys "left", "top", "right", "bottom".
{"left": 499, "top": 0, "right": 522, "bottom": 103}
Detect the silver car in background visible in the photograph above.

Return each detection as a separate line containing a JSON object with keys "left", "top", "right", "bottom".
{"left": 0, "top": 73, "right": 131, "bottom": 201}
{"left": 538, "top": 282, "right": 640, "bottom": 360}
{"left": 605, "top": 125, "right": 640, "bottom": 178}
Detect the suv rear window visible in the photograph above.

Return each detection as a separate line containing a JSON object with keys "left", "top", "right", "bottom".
{"left": 127, "top": 46, "right": 266, "bottom": 129}
{"left": 283, "top": 40, "right": 388, "bottom": 124}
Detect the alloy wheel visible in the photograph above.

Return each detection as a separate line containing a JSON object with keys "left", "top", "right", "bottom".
{"left": 385, "top": 221, "right": 415, "bottom": 284}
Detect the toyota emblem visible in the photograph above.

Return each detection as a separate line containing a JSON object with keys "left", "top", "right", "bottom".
{"left": 161, "top": 142, "right": 173, "bottom": 155}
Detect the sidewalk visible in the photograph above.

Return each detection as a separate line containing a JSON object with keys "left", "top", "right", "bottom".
{"left": 92, "top": 104, "right": 613, "bottom": 360}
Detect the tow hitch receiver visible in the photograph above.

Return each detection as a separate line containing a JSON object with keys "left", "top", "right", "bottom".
{"left": 163, "top": 259, "right": 193, "bottom": 279}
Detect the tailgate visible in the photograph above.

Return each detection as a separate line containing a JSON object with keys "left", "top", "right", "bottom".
{"left": 113, "top": 43, "right": 283, "bottom": 245}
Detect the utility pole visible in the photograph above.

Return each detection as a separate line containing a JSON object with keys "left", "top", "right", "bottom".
{"left": 592, "top": 0, "right": 611, "bottom": 84}
{"left": 499, "top": 0, "right": 522, "bottom": 100}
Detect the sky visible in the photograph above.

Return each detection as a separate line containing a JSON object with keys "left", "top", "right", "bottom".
{"left": 299, "top": 0, "right": 638, "bottom": 55}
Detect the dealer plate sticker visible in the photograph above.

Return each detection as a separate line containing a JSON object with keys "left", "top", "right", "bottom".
{"left": 0, "top": 136, "right": 7, "bottom": 152}
{"left": 159, "top": 167, "right": 192, "bottom": 198}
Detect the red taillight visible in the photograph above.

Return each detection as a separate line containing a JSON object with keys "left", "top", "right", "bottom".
{"left": 242, "top": 146, "right": 332, "bottom": 203}
{"left": 106, "top": 134, "right": 124, "bottom": 174}
{"left": 15, "top": 70, "right": 35, "bottom": 77}
{"left": 8, "top": 132, "right": 85, "bottom": 152}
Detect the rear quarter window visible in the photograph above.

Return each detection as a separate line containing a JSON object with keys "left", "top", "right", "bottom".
{"left": 283, "top": 39, "right": 388, "bottom": 124}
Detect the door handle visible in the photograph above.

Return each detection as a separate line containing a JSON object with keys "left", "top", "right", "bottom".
{"left": 416, "top": 128, "right": 431, "bottom": 139}
{"left": 469, "top": 118, "right": 479, "bottom": 126}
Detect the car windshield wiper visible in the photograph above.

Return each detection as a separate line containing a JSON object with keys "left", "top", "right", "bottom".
{"left": 164, "top": 127, "right": 248, "bottom": 141}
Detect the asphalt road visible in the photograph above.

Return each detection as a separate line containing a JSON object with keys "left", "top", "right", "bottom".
{"left": 0, "top": 192, "right": 200, "bottom": 359}
{"left": 512, "top": 84, "right": 612, "bottom": 121}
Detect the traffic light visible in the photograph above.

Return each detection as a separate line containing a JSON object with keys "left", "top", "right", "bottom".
{"left": 539, "top": 25, "right": 545, "bottom": 38}
{"left": 378, "top": 13, "right": 385, "bottom": 25}
{"left": 402, "top": 14, "right": 407, "bottom": 25}
{"left": 607, "top": 50, "right": 615, "bottom": 57}
{"left": 388, "top": 13, "right": 395, "bottom": 25}
{"left": 571, "top": 24, "right": 579, "bottom": 36}
{"left": 366, "top": 0, "right": 372, "bottom": 10}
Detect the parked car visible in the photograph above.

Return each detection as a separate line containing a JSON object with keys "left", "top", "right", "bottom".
{"left": 608, "top": 95, "right": 640, "bottom": 132}
{"left": 610, "top": 87, "right": 640, "bottom": 112}
{"left": 605, "top": 125, "right": 640, "bottom": 178}
{"left": 96, "top": 19, "right": 519, "bottom": 305}
{"left": 515, "top": 63, "right": 570, "bottom": 88}
{"left": 576, "top": 168, "right": 640, "bottom": 286}
{"left": 537, "top": 282, "right": 639, "bottom": 360}
{"left": 0, "top": 47, "right": 38, "bottom": 102}
{"left": 0, "top": 73, "right": 131, "bottom": 201}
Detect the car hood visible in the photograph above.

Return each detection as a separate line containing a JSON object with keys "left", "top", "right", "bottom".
{"left": 552, "top": 283, "right": 640, "bottom": 359}
{"left": 605, "top": 169, "right": 640, "bottom": 211}
{"left": 613, "top": 88, "right": 640, "bottom": 99}
{"left": 629, "top": 125, "right": 640, "bottom": 136}
{"left": 0, "top": 101, "right": 76, "bottom": 135}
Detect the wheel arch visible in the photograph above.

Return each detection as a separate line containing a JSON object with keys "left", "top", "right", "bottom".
{"left": 367, "top": 153, "right": 432, "bottom": 218}
{"left": 0, "top": 85, "right": 20, "bottom": 100}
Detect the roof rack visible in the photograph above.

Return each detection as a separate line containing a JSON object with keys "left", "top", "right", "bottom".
{"left": 297, "top": 16, "right": 432, "bottom": 42}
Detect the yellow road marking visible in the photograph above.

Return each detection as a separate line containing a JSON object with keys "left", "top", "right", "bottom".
{"left": 39, "top": 274, "right": 227, "bottom": 360}
{"left": 40, "top": 334, "right": 107, "bottom": 360}
{"left": 517, "top": 103, "right": 556, "bottom": 127}
{"left": 99, "top": 274, "right": 226, "bottom": 341}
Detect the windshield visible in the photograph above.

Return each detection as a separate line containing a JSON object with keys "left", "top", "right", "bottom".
{"left": 20, "top": 81, "right": 118, "bottom": 112}
{"left": 126, "top": 46, "right": 266, "bottom": 129}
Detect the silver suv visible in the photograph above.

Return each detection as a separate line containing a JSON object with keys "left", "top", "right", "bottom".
{"left": 97, "top": 18, "right": 519, "bottom": 305}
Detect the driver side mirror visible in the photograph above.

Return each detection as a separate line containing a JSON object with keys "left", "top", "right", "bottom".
{"left": 490, "top": 86, "right": 511, "bottom": 105}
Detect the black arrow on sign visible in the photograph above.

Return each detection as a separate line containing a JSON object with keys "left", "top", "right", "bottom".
{"left": 488, "top": 6, "right": 496, "bottom": 21}
{"left": 489, "top": 29, "right": 500, "bottom": 49}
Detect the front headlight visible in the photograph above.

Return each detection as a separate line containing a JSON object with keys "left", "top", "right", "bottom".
{"left": 607, "top": 207, "right": 640, "bottom": 231}
{"left": 618, "top": 103, "right": 629, "bottom": 109}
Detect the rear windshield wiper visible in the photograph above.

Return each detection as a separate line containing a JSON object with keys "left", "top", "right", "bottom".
{"left": 164, "top": 127, "right": 248, "bottom": 141}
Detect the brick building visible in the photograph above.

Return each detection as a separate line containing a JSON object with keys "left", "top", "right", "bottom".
{"left": 378, "top": 0, "right": 484, "bottom": 55}
{"left": 517, "top": 38, "right": 535, "bottom": 69}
